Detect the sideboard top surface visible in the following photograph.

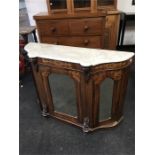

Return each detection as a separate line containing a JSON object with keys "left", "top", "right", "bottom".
{"left": 25, "top": 42, "right": 134, "bottom": 67}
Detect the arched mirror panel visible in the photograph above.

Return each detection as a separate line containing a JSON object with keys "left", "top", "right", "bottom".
{"left": 48, "top": 73, "right": 77, "bottom": 117}
{"left": 99, "top": 78, "right": 114, "bottom": 121}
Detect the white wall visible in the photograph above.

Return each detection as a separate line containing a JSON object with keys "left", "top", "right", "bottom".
{"left": 25, "top": 0, "right": 47, "bottom": 26}
{"left": 117, "top": 0, "right": 135, "bottom": 13}
{"left": 19, "top": 1, "right": 26, "bottom": 9}
{"left": 117, "top": 0, "right": 135, "bottom": 45}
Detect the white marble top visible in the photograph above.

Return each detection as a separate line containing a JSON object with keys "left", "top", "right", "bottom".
{"left": 25, "top": 43, "right": 134, "bottom": 67}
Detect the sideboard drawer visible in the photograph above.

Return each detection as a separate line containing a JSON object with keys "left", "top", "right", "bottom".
{"left": 37, "top": 20, "right": 69, "bottom": 36}
{"left": 69, "top": 18, "right": 104, "bottom": 35}
{"left": 60, "top": 36, "right": 102, "bottom": 48}
{"left": 41, "top": 37, "right": 58, "bottom": 44}
{"left": 41, "top": 36, "right": 102, "bottom": 48}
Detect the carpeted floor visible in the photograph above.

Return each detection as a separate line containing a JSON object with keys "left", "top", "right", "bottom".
{"left": 19, "top": 53, "right": 135, "bottom": 155}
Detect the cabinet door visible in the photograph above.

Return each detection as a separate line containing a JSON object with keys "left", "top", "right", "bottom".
{"left": 74, "top": 0, "right": 90, "bottom": 8}
{"left": 47, "top": 0, "right": 68, "bottom": 14}
{"left": 48, "top": 0, "right": 67, "bottom": 10}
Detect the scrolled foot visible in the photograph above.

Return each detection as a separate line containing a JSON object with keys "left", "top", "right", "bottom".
{"left": 41, "top": 104, "right": 49, "bottom": 117}
{"left": 42, "top": 111, "right": 49, "bottom": 117}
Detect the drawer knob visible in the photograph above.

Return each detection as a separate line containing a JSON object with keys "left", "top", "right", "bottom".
{"left": 84, "top": 39, "right": 89, "bottom": 45}
{"left": 51, "top": 27, "right": 56, "bottom": 32}
{"left": 84, "top": 25, "right": 89, "bottom": 31}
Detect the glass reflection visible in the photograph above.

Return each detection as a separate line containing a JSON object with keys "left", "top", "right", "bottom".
{"left": 48, "top": 73, "right": 77, "bottom": 116}
{"left": 98, "top": 0, "right": 114, "bottom": 6}
{"left": 74, "top": 0, "right": 90, "bottom": 8}
{"left": 99, "top": 78, "right": 114, "bottom": 121}
{"left": 49, "top": 0, "right": 67, "bottom": 10}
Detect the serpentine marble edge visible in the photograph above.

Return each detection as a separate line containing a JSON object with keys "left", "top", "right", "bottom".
{"left": 25, "top": 42, "right": 134, "bottom": 67}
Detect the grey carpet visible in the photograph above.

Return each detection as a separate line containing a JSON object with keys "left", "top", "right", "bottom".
{"left": 19, "top": 61, "right": 135, "bottom": 155}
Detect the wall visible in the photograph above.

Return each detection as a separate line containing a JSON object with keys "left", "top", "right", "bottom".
{"left": 25, "top": 0, "right": 47, "bottom": 26}
{"left": 117, "top": 0, "right": 135, "bottom": 13}
{"left": 117, "top": 0, "right": 135, "bottom": 45}
{"left": 19, "top": 1, "right": 26, "bottom": 9}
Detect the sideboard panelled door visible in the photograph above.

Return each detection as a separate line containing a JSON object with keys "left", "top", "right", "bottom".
{"left": 38, "top": 65, "right": 84, "bottom": 124}
{"left": 46, "top": 0, "right": 72, "bottom": 14}
{"left": 91, "top": 68, "right": 126, "bottom": 126}
{"left": 111, "top": 67, "right": 130, "bottom": 120}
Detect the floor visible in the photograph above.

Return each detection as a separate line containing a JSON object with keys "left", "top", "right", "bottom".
{"left": 19, "top": 6, "right": 135, "bottom": 155}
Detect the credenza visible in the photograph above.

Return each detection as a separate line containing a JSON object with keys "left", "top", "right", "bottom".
{"left": 25, "top": 42, "right": 134, "bottom": 132}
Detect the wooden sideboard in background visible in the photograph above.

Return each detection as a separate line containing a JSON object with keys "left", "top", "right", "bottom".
{"left": 34, "top": 0, "right": 120, "bottom": 50}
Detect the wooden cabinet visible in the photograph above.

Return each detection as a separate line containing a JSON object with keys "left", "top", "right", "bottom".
{"left": 25, "top": 43, "right": 134, "bottom": 132}
{"left": 34, "top": 0, "right": 119, "bottom": 49}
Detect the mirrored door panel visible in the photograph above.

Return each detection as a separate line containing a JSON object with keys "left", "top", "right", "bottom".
{"left": 98, "top": 0, "right": 114, "bottom": 6}
{"left": 74, "top": 0, "right": 90, "bottom": 8}
{"left": 48, "top": 73, "right": 77, "bottom": 117}
{"left": 99, "top": 78, "right": 114, "bottom": 121}
{"left": 49, "top": 0, "right": 67, "bottom": 10}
